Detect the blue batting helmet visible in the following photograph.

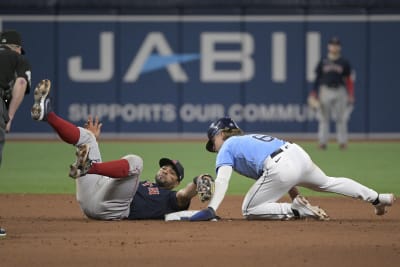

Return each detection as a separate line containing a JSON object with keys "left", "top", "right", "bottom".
{"left": 206, "top": 117, "right": 241, "bottom": 152}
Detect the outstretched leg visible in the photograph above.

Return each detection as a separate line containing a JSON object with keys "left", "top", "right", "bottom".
{"left": 32, "top": 79, "right": 141, "bottom": 220}
{"left": 31, "top": 79, "right": 80, "bottom": 144}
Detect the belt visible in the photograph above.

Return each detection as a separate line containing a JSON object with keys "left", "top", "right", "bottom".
{"left": 270, "top": 142, "right": 292, "bottom": 159}
{"left": 323, "top": 83, "right": 344, "bottom": 88}
{"left": 270, "top": 148, "right": 283, "bottom": 159}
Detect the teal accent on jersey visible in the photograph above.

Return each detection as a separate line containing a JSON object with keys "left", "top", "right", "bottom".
{"left": 215, "top": 134, "right": 286, "bottom": 179}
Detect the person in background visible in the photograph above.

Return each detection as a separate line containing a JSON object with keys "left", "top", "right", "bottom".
{"left": 189, "top": 117, "right": 394, "bottom": 221}
{"left": 0, "top": 29, "right": 32, "bottom": 237}
{"left": 308, "top": 36, "right": 354, "bottom": 150}
{"left": 0, "top": 29, "right": 31, "bottom": 165}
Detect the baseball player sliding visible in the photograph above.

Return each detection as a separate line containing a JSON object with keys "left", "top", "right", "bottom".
{"left": 308, "top": 36, "right": 354, "bottom": 150}
{"left": 189, "top": 117, "right": 394, "bottom": 221}
{"left": 31, "top": 79, "right": 202, "bottom": 220}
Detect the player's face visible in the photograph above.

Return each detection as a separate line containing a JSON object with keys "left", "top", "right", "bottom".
{"left": 155, "top": 165, "right": 179, "bottom": 190}
{"left": 9, "top": 44, "right": 22, "bottom": 54}
{"left": 328, "top": 43, "right": 341, "bottom": 55}
{"left": 213, "top": 132, "right": 225, "bottom": 152}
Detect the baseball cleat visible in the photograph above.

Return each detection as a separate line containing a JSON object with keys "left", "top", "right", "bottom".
{"left": 69, "top": 144, "right": 92, "bottom": 179}
{"left": 31, "top": 79, "right": 52, "bottom": 121}
{"left": 374, "top": 193, "right": 395, "bottom": 215}
{"left": 0, "top": 227, "right": 6, "bottom": 238}
{"left": 292, "top": 195, "right": 330, "bottom": 221}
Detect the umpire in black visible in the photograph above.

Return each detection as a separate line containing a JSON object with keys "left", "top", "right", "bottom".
{"left": 0, "top": 29, "right": 31, "bottom": 166}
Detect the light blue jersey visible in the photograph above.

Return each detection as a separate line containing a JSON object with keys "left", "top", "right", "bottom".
{"left": 215, "top": 134, "right": 286, "bottom": 179}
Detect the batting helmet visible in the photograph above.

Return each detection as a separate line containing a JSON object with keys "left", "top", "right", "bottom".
{"left": 206, "top": 117, "right": 241, "bottom": 152}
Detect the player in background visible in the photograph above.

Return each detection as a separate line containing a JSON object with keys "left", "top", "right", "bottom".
{"left": 31, "top": 79, "right": 199, "bottom": 220}
{"left": 0, "top": 29, "right": 32, "bottom": 237}
{"left": 190, "top": 117, "right": 394, "bottom": 221}
{"left": 0, "top": 30, "right": 31, "bottom": 166}
{"left": 308, "top": 36, "right": 354, "bottom": 150}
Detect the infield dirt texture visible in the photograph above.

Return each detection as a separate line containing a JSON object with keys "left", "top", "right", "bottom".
{"left": 1, "top": 141, "right": 399, "bottom": 266}
{"left": 0, "top": 194, "right": 399, "bottom": 267}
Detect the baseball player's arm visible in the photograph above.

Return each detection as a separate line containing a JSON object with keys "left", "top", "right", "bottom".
{"left": 176, "top": 182, "right": 197, "bottom": 209}
{"left": 208, "top": 165, "right": 233, "bottom": 211}
{"left": 345, "top": 76, "right": 354, "bottom": 104}
{"left": 189, "top": 165, "right": 232, "bottom": 221}
{"left": 5, "top": 77, "right": 27, "bottom": 132}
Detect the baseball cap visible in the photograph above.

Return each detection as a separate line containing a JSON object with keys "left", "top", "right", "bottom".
{"left": 328, "top": 36, "right": 341, "bottom": 45}
{"left": 0, "top": 30, "right": 25, "bottom": 54}
{"left": 159, "top": 158, "right": 184, "bottom": 182}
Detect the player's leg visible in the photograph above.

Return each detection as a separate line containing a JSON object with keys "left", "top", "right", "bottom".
{"left": 333, "top": 87, "right": 349, "bottom": 148}
{"left": 0, "top": 99, "right": 8, "bottom": 166}
{"left": 75, "top": 151, "right": 143, "bottom": 220}
{"left": 30, "top": 79, "right": 101, "bottom": 167}
{"left": 242, "top": 171, "right": 296, "bottom": 220}
{"left": 242, "top": 144, "right": 328, "bottom": 220}
{"left": 295, "top": 144, "right": 394, "bottom": 215}
{"left": 0, "top": 127, "right": 4, "bottom": 166}
{"left": 317, "top": 86, "right": 332, "bottom": 148}
{"left": 89, "top": 154, "right": 142, "bottom": 220}
{"left": 31, "top": 79, "right": 80, "bottom": 145}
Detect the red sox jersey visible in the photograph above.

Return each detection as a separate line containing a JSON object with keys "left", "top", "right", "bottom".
{"left": 313, "top": 57, "right": 351, "bottom": 90}
{"left": 127, "top": 181, "right": 190, "bottom": 220}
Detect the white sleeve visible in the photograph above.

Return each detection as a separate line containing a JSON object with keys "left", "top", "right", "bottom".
{"left": 208, "top": 165, "right": 233, "bottom": 211}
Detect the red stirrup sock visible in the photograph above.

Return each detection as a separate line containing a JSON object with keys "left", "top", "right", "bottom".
{"left": 88, "top": 159, "right": 130, "bottom": 178}
{"left": 47, "top": 112, "right": 80, "bottom": 145}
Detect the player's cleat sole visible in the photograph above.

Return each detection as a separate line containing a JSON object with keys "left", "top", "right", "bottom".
{"left": 292, "top": 195, "right": 330, "bottom": 221}
{"left": 31, "top": 79, "right": 51, "bottom": 121}
{"left": 374, "top": 193, "right": 395, "bottom": 215}
{"left": 69, "top": 144, "right": 92, "bottom": 179}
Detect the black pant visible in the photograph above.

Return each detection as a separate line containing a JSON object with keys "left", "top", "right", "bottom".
{"left": 0, "top": 99, "right": 10, "bottom": 166}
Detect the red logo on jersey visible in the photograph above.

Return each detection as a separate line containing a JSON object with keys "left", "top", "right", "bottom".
{"left": 148, "top": 187, "right": 160, "bottom": 195}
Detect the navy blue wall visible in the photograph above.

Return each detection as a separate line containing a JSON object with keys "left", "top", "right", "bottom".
{"left": 1, "top": 7, "right": 399, "bottom": 135}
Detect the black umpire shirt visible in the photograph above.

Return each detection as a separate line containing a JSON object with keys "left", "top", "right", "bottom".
{"left": 0, "top": 45, "right": 31, "bottom": 100}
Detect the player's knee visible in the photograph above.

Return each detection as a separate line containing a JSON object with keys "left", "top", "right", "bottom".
{"left": 122, "top": 154, "right": 143, "bottom": 175}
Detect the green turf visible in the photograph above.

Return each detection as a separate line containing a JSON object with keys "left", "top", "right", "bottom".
{"left": 0, "top": 141, "right": 399, "bottom": 196}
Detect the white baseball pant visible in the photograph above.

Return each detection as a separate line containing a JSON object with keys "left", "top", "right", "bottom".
{"left": 242, "top": 143, "right": 378, "bottom": 220}
{"left": 74, "top": 127, "right": 142, "bottom": 220}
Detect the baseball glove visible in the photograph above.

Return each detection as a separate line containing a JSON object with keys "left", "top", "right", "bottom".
{"left": 307, "top": 94, "right": 320, "bottom": 110}
{"left": 194, "top": 174, "right": 215, "bottom": 202}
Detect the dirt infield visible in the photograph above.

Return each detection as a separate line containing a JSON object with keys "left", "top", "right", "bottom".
{"left": 0, "top": 195, "right": 399, "bottom": 267}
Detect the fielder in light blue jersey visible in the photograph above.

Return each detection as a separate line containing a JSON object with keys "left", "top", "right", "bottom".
{"left": 190, "top": 117, "right": 394, "bottom": 221}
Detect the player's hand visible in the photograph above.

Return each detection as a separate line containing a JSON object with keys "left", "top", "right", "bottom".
{"left": 84, "top": 115, "right": 102, "bottom": 140}
{"left": 189, "top": 207, "right": 218, "bottom": 221}
{"left": 307, "top": 93, "right": 320, "bottom": 110}
{"left": 5, "top": 119, "right": 12, "bottom": 133}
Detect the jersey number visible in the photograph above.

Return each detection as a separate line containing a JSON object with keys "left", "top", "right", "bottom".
{"left": 252, "top": 134, "right": 275, "bottom": 142}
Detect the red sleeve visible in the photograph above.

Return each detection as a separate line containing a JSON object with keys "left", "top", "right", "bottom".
{"left": 345, "top": 76, "right": 354, "bottom": 97}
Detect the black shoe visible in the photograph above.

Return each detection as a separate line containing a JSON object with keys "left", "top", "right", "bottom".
{"left": 31, "top": 79, "right": 52, "bottom": 121}
{"left": 0, "top": 227, "right": 6, "bottom": 237}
